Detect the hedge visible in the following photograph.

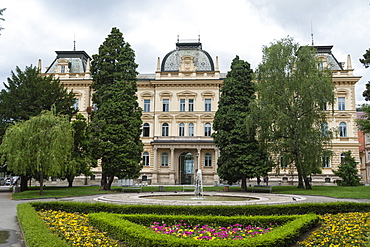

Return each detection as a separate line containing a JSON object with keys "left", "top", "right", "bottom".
{"left": 17, "top": 203, "right": 69, "bottom": 247}
{"left": 29, "top": 201, "right": 370, "bottom": 216}
{"left": 88, "top": 212, "right": 319, "bottom": 247}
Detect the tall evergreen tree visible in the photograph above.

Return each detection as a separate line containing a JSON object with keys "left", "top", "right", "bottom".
{"left": 0, "top": 8, "right": 5, "bottom": 34}
{"left": 249, "top": 37, "right": 335, "bottom": 189}
{"left": 90, "top": 27, "right": 143, "bottom": 190}
{"left": 213, "top": 56, "right": 271, "bottom": 190}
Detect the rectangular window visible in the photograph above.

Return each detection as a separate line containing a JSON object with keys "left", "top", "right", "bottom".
{"left": 188, "top": 99, "right": 194, "bottom": 112}
{"left": 180, "top": 99, "right": 185, "bottom": 112}
{"left": 338, "top": 97, "right": 345, "bottom": 110}
{"left": 188, "top": 123, "right": 194, "bottom": 136}
{"left": 61, "top": 65, "right": 66, "bottom": 73}
{"left": 144, "top": 99, "right": 150, "bottom": 112}
{"left": 205, "top": 99, "right": 211, "bottom": 111}
{"left": 163, "top": 99, "right": 169, "bottom": 112}
{"left": 322, "top": 156, "right": 330, "bottom": 168}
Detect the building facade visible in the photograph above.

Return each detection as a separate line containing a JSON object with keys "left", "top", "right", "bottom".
{"left": 41, "top": 42, "right": 362, "bottom": 186}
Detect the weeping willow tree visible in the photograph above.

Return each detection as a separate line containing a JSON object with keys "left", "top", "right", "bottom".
{"left": 0, "top": 110, "right": 73, "bottom": 195}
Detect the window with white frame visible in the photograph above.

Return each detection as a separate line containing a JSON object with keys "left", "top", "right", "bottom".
{"left": 61, "top": 65, "right": 66, "bottom": 73}
{"left": 340, "top": 152, "right": 346, "bottom": 163}
{"left": 179, "top": 123, "right": 185, "bottom": 136}
{"left": 204, "top": 123, "right": 212, "bottom": 136}
{"left": 188, "top": 123, "right": 194, "bottom": 136}
{"left": 188, "top": 99, "right": 194, "bottom": 112}
{"left": 338, "top": 97, "right": 345, "bottom": 110}
{"left": 322, "top": 156, "right": 330, "bottom": 168}
{"left": 162, "top": 123, "right": 169, "bottom": 136}
{"left": 204, "top": 152, "right": 212, "bottom": 167}
{"left": 339, "top": 122, "right": 347, "bottom": 137}
{"left": 143, "top": 152, "right": 149, "bottom": 166}
{"left": 162, "top": 99, "right": 169, "bottom": 112}
{"left": 161, "top": 152, "right": 168, "bottom": 166}
{"left": 180, "top": 99, "right": 185, "bottom": 112}
{"left": 205, "top": 99, "right": 212, "bottom": 111}
{"left": 142, "top": 123, "right": 150, "bottom": 137}
{"left": 144, "top": 99, "right": 150, "bottom": 112}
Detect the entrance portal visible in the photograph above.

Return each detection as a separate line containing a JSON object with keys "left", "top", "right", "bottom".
{"left": 179, "top": 152, "right": 194, "bottom": 184}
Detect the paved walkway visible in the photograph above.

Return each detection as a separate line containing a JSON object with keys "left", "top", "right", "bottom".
{"left": 1, "top": 187, "right": 370, "bottom": 246}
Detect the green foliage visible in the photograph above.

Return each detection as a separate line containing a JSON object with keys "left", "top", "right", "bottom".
{"left": 213, "top": 56, "right": 271, "bottom": 187}
{"left": 360, "top": 48, "right": 370, "bottom": 68}
{"left": 17, "top": 204, "right": 69, "bottom": 247}
{"left": 90, "top": 27, "right": 143, "bottom": 190}
{"left": 357, "top": 104, "right": 370, "bottom": 134}
{"left": 65, "top": 114, "right": 96, "bottom": 187}
{"left": 250, "top": 37, "right": 335, "bottom": 189}
{"left": 0, "top": 65, "right": 77, "bottom": 123}
{"left": 88, "top": 212, "right": 318, "bottom": 247}
{"left": 0, "top": 110, "right": 73, "bottom": 195}
{"left": 333, "top": 151, "right": 361, "bottom": 186}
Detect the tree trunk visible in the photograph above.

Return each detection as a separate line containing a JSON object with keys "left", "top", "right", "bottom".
{"left": 39, "top": 172, "right": 44, "bottom": 196}
{"left": 106, "top": 175, "right": 114, "bottom": 190}
{"left": 100, "top": 173, "right": 107, "bottom": 190}
{"left": 20, "top": 176, "right": 28, "bottom": 192}
{"left": 67, "top": 176, "right": 74, "bottom": 187}
{"left": 303, "top": 176, "right": 312, "bottom": 189}
{"left": 240, "top": 175, "right": 247, "bottom": 191}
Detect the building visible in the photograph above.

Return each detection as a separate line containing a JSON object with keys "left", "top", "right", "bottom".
{"left": 40, "top": 42, "right": 361, "bottom": 186}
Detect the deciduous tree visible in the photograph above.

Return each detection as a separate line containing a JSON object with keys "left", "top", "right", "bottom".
{"left": 0, "top": 110, "right": 73, "bottom": 195}
{"left": 213, "top": 56, "right": 271, "bottom": 190}
{"left": 249, "top": 37, "right": 335, "bottom": 189}
{"left": 90, "top": 27, "right": 143, "bottom": 190}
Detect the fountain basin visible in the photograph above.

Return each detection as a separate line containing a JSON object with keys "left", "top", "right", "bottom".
{"left": 140, "top": 194, "right": 258, "bottom": 201}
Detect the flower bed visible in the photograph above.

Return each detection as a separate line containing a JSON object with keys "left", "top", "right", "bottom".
{"left": 38, "top": 209, "right": 120, "bottom": 247}
{"left": 299, "top": 212, "right": 370, "bottom": 246}
{"left": 149, "top": 221, "right": 277, "bottom": 240}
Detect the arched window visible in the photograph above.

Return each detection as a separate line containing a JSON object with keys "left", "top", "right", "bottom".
{"left": 188, "top": 123, "right": 194, "bottom": 136}
{"left": 204, "top": 152, "right": 212, "bottom": 167}
{"left": 162, "top": 123, "right": 169, "bottom": 136}
{"left": 143, "top": 152, "right": 149, "bottom": 166}
{"left": 339, "top": 122, "right": 347, "bottom": 137}
{"left": 143, "top": 123, "right": 150, "bottom": 137}
{"left": 179, "top": 123, "right": 185, "bottom": 136}
{"left": 161, "top": 152, "right": 168, "bottom": 166}
{"left": 204, "top": 123, "right": 212, "bottom": 136}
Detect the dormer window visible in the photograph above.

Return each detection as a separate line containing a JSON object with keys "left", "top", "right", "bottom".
{"left": 61, "top": 65, "right": 66, "bottom": 73}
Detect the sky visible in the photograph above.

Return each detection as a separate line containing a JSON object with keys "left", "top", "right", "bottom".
{"left": 0, "top": 0, "right": 369, "bottom": 104}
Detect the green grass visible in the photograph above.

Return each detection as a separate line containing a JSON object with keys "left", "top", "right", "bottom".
{"left": 12, "top": 186, "right": 122, "bottom": 200}
{"left": 12, "top": 184, "right": 370, "bottom": 200}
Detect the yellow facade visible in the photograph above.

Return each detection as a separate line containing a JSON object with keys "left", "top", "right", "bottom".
{"left": 41, "top": 43, "right": 362, "bottom": 185}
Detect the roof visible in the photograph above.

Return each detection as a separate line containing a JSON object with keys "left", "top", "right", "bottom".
{"left": 161, "top": 41, "right": 215, "bottom": 72}
{"left": 45, "top": 51, "right": 91, "bottom": 74}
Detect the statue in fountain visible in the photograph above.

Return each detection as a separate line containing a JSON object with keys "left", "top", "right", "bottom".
{"left": 194, "top": 169, "right": 203, "bottom": 197}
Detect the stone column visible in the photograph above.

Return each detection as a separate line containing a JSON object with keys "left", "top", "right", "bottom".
{"left": 152, "top": 148, "right": 158, "bottom": 184}
{"left": 169, "top": 148, "right": 175, "bottom": 184}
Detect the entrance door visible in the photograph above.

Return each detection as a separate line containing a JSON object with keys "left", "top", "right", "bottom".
{"left": 179, "top": 152, "right": 194, "bottom": 184}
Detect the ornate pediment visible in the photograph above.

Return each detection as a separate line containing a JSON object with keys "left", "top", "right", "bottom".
{"left": 142, "top": 113, "right": 154, "bottom": 120}
{"left": 140, "top": 91, "right": 154, "bottom": 98}
{"left": 200, "top": 113, "right": 214, "bottom": 120}
{"left": 201, "top": 91, "right": 215, "bottom": 99}
{"left": 157, "top": 113, "right": 173, "bottom": 120}
{"left": 176, "top": 90, "right": 198, "bottom": 98}
{"left": 334, "top": 112, "right": 352, "bottom": 118}
{"left": 179, "top": 56, "right": 197, "bottom": 73}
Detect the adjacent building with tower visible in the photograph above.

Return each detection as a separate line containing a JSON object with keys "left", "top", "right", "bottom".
{"left": 39, "top": 41, "right": 364, "bottom": 185}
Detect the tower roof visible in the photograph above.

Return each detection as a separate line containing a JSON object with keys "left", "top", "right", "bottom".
{"left": 161, "top": 41, "right": 215, "bottom": 72}
{"left": 45, "top": 51, "right": 91, "bottom": 74}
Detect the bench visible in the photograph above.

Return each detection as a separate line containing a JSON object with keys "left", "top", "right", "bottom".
{"left": 252, "top": 185, "right": 272, "bottom": 193}
{"left": 122, "top": 185, "right": 142, "bottom": 193}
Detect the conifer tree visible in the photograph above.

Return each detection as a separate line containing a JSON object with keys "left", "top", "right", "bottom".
{"left": 333, "top": 151, "right": 361, "bottom": 186}
{"left": 90, "top": 27, "right": 143, "bottom": 190}
{"left": 213, "top": 56, "right": 271, "bottom": 190}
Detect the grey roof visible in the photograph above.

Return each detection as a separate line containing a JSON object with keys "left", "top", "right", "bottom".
{"left": 161, "top": 42, "right": 215, "bottom": 72}
{"left": 315, "top": 46, "right": 343, "bottom": 70}
{"left": 45, "top": 51, "right": 91, "bottom": 74}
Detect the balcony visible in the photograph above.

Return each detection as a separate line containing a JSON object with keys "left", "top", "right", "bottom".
{"left": 153, "top": 136, "right": 214, "bottom": 143}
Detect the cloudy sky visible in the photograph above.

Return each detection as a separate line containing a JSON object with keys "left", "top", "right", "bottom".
{"left": 0, "top": 0, "right": 369, "bottom": 103}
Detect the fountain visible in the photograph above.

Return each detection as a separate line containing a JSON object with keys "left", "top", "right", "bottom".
{"left": 194, "top": 169, "right": 203, "bottom": 198}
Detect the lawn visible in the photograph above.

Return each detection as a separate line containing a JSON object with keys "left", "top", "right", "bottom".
{"left": 12, "top": 184, "right": 370, "bottom": 200}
